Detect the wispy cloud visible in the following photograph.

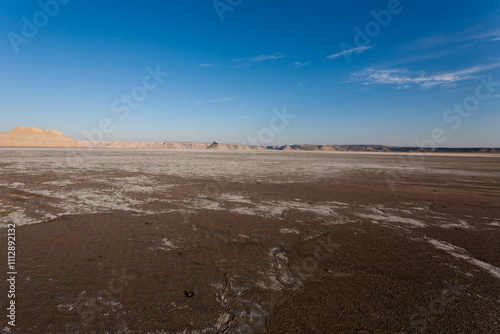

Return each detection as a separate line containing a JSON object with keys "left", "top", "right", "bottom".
{"left": 251, "top": 53, "right": 286, "bottom": 62}
{"left": 376, "top": 51, "right": 452, "bottom": 68}
{"left": 234, "top": 53, "right": 286, "bottom": 64}
{"left": 403, "top": 22, "right": 500, "bottom": 51}
{"left": 291, "top": 61, "right": 311, "bottom": 69}
{"left": 472, "top": 28, "right": 500, "bottom": 42}
{"left": 326, "top": 45, "right": 376, "bottom": 59}
{"left": 197, "top": 63, "right": 215, "bottom": 68}
{"left": 297, "top": 82, "right": 307, "bottom": 86}
{"left": 350, "top": 63, "right": 500, "bottom": 88}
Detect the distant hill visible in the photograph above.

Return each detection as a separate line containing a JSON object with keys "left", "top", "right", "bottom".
{"left": 79, "top": 141, "right": 500, "bottom": 153}
{"left": 270, "top": 144, "right": 500, "bottom": 153}
{"left": 0, "top": 126, "right": 82, "bottom": 148}
{"left": 1, "top": 126, "right": 496, "bottom": 152}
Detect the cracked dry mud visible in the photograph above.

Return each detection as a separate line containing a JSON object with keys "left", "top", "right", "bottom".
{"left": 0, "top": 148, "right": 499, "bottom": 333}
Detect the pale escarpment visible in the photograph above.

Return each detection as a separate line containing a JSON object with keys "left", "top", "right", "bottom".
{"left": 2, "top": 126, "right": 497, "bottom": 152}
{"left": 79, "top": 140, "right": 211, "bottom": 149}
{"left": 79, "top": 141, "right": 500, "bottom": 152}
{"left": 0, "top": 126, "right": 82, "bottom": 148}
{"left": 79, "top": 140, "right": 266, "bottom": 150}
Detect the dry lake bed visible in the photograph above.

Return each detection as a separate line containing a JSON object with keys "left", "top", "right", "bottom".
{"left": 0, "top": 148, "right": 499, "bottom": 333}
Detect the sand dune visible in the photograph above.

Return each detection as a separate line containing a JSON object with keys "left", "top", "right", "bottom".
{"left": 0, "top": 126, "right": 82, "bottom": 148}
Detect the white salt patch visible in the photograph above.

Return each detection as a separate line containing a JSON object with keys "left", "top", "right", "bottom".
{"left": 265, "top": 205, "right": 286, "bottom": 217}
{"left": 209, "top": 283, "right": 224, "bottom": 290}
{"left": 218, "top": 194, "right": 254, "bottom": 204}
{"left": 2, "top": 211, "right": 37, "bottom": 227}
{"left": 274, "top": 201, "right": 337, "bottom": 216}
{"left": 42, "top": 180, "right": 72, "bottom": 186}
{"left": 357, "top": 208, "right": 426, "bottom": 227}
{"left": 427, "top": 238, "right": 500, "bottom": 279}
{"left": 187, "top": 199, "right": 221, "bottom": 211}
{"left": 214, "top": 313, "right": 232, "bottom": 330}
{"left": 440, "top": 219, "right": 472, "bottom": 229}
{"left": 57, "top": 303, "right": 77, "bottom": 312}
{"left": 264, "top": 248, "right": 300, "bottom": 289}
{"left": 223, "top": 200, "right": 347, "bottom": 219}
{"left": 230, "top": 207, "right": 261, "bottom": 216}
{"left": 279, "top": 271, "right": 295, "bottom": 284}
{"left": 157, "top": 238, "right": 176, "bottom": 251}
{"left": 279, "top": 228, "right": 300, "bottom": 234}
{"left": 320, "top": 220, "right": 349, "bottom": 226}
{"left": 120, "top": 184, "right": 155, "bottom": 193}
{"left": 255, "top": 278, "right": 283, "bottom": 291}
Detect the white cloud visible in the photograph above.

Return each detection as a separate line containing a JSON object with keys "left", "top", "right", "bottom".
{"left": 351, "top": 63, "right": 500, "bottom": 88}
{"left": 197, "top": 64, "right": 215, "bottom": 68}
{"left": 292, "top": 61, "right": 311, "bottom": 69}
{"left": 234, "top": 53, "right": 286, "bottom": 64}
{"left": 251, "top": 53, "right": 286, "bottom": 62}
{"left": 326, "top": 45, "right": 375, "bottom": 59}
{"left": 403, "top": 22, "right": 500, "bottom": 51}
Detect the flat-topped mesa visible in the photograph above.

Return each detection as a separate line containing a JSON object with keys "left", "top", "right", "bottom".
{"left": 0, "top": 126, "right": 82, "bottom": 148}
{"left": 76, "top": 140, "right": 500, "bottom": 153}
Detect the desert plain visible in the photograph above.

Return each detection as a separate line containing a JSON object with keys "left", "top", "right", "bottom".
{"left": 0, "top": 148, "right": 499, "bottom": 333}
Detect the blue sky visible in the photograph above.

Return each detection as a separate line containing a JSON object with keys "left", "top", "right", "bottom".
{"left": 1, "top": 0, "right": 499, "bottom": 147}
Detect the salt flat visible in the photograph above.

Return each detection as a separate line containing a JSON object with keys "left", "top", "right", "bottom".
{"left": 0, "top": 148, "right": 499, "bottom": 333}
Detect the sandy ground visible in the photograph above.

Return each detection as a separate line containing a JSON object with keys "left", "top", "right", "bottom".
{"left": 0, "top": 148, "right": 499, "bottom": 333}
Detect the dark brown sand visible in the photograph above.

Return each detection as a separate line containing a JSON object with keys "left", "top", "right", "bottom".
{"left": 0, "top": 149, "right": 499, "bottom": 333}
